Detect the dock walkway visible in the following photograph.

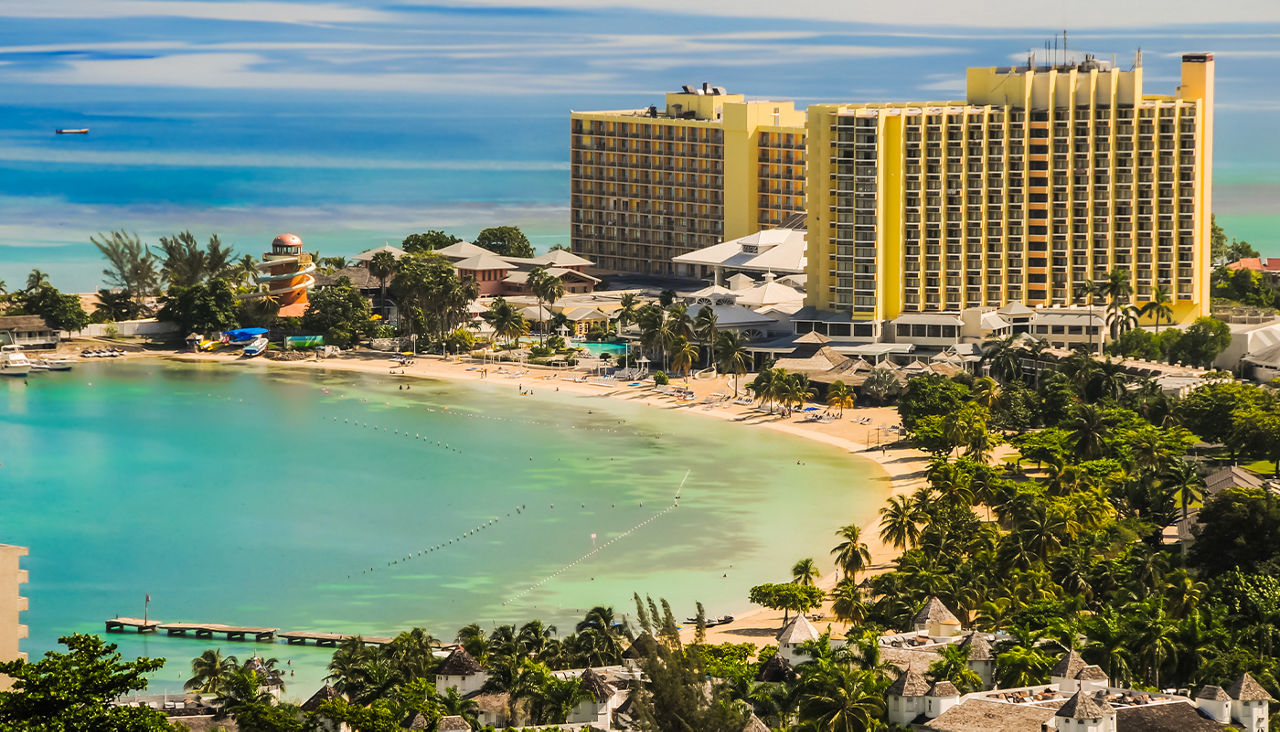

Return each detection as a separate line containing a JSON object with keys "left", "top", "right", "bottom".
{"left": 157, "top": 623, "right": 278, "bottom": 642}
{"left": 104, "top": 617, "right": 160, "bottom": 634}
{"left": 278, "top": 631, "right": 393, "bottom": 647}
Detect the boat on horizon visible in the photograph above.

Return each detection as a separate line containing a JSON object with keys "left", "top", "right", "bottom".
{"left": 55, "top": 128, "right": 89, "bottom": 135}
{"left": 0, "top": 344, "right": 32, "bottom": 376}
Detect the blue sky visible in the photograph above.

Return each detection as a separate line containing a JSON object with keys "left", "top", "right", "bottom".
{"left": 2, "top": 0, "right": 1280, "bottom": 290}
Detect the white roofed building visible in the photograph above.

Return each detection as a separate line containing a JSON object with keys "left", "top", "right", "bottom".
{"left": 673, "top": 214, "right": 807, "bottom": 284}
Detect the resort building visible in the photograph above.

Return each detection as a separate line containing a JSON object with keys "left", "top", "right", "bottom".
{"left": 0, "top": 544, "right": 28, "bottom": 691}
{"left": 775, "top": 614, "right": 820, "bottom": 667}
{"left": 802, "top": 52, "right": 1215, "bottom": 337}
{"left": 434, "top": 647, "right": 488, "bottom": 697}
{"left": 672, "top": 212, "right": 808, "bottom": 284}
{"left": 0, "top": 315, "right": 59, "bottom": 349}
{"left": 571, "top": 84, "right": 806, "bottom": 275}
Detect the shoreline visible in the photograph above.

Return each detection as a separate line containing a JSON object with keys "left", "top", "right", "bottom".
{"left": 129, "top": 346, "right": 930, "bottom": 649}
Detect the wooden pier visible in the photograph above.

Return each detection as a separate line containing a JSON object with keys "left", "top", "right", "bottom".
{"left": 157, "top": 623, "right": 279, "bottom": 642}
{"left": 105, "top": 617, "right": 160, "bottom": 634}
{"left": 278, "top": 631, "right": 393, "bottom": 647}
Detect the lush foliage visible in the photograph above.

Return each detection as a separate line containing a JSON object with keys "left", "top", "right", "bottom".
{"left": 475, "top": 226, "right": 534, "bottom": 259}
{"left": 301, "top": 276, "right": 374, "bottom": 347}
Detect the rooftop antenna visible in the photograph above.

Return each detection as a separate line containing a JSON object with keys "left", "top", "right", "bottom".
{"left": 1063, "top": 29, "right": 1068, "bottom": 62}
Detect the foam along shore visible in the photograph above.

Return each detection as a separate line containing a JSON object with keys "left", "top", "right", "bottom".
{"left": 162, "top": 346, "right": 929, "bottom": 646}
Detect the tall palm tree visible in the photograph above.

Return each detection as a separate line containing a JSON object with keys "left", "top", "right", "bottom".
{"left": 439, "top": 686, "right": 481, "bottom": 729}
{"left": 830, "top": 524, "right": 872, "bottom": 580}
{"left": 1101, "top": 268, "right": 1135, "bottom": 340}
{"left": 185, "top": 649, "right": 239, "bottom": 695}
{"left": 878, "top": 494, "right": 923, "bottom": 551}
{"left": 1065, "top": 403, "right": 1108, "bottom": 460}
{"left": 215, "top": 666, "right": 274, "bottom": 721}
{"left": 694, "top": 306, "right": 718, "bottom": 369}
{"left": 527, "top": 267, "right": 565, "bottom": 345}
{"left": 792, "top": 557, "right": 821, "bottom": 587}
{"left": 24, "top": 269, "right": 49, "bottom": 292}
{"left": 669, "top": 335, "right": 699, "bottom": 379}
{"left": 971, "top": 376, "right": 1002, "bottom": 411}
{"left": 795, "top": 665, "right": 885, "bottom": 732}
{"left": 614, "top": 292, "right": 639, "bottom": 336}
{"left": 980, "top": 334, "right": 1023, "bottom": 383}
{"left": 637, "top": 304, "right": 674, "bottom": 371}
{"left": 1141, "top": 284, "right": 1174, "bottom": 334}
{"left": 862, "top": 367, "right": 900, "bottom": 405}
{"left": 830, "top": 579, "right": 867, "bottom": 626}
{"left": 367, "top": 250, "right": 399, "bottom": 318}
{"left": 714, "top": 330, "right": 750, "bottom": 397}
{"left": 1074, "top": 275, "right": 1106, "bottom": 353}
{"left": 667, "top": 303, "right": 694, "bottom": 341}
{"left": 826, "top": 380, "right": 855, "bottom": 417}
{"left": 747, "top": 368, "right": 775, "bottom": 411}
{"left": 1162, "top": 459, "right": 1204, "bottom": 555}
{"left": 484, "top": 297, "right": 529, "bottom": 347}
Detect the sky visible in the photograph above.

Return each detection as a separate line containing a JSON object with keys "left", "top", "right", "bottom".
{"left": 1, "top": 0, "right": 1279, "bottom": 291}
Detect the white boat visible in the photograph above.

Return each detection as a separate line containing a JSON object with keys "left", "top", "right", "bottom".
{"left": 37, "top": 358, "right": 74, "bottom": 371}
{"left": 0, "top": 345, "right": 32, "bottom": 376}
{"left": 242, "top": 337, "right": 268, "bottom": 357}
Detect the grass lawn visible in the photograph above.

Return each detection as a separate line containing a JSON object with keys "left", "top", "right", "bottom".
{"left": 1242, "top": 459, "right": 1279, "bottom": 478}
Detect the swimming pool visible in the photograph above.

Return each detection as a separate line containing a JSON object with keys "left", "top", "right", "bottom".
{"left": 575, "top": 342, "right": 628, "bottom": 357}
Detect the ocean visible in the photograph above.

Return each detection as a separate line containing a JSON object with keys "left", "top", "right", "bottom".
{"left": 1, "top": 8, "right": 1279, "bottom": 291}
{"left": 0, "top": 359, "right": 888, "bottom": 697}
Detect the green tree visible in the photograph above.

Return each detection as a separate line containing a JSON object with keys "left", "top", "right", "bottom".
{"left": 367, "top": 250, "right": 399, "bottom": 318}
{"left": 91, "top": 230, "right": 161, "bottom": 314}
{"left": 484, "top": 297, "right": 528, "bottom": 348}
{"left": 475, "top": 226, "right": 534, "bottom": 258}
{"left": 669, "top": 335, "right": 699, "bottom": 378}
{"left": 526, "top": 267, "right": 565, "bottom": 345}
{"left": 749, "top": 583, "right": 825, "bottom": 624}
{"left": 1141, "top": 285, "right": 1174, "bottom": 334}
{"left": 994, "top": 645, "right": 1054, "bottom": 688}
{"left": 862, "top": 367, "right": 901, "bottom": 405}
{"left": 831, "top": 524, "right": 872, "bottom": 581}
{"left": 898, "top": 374, "right": 970, "bottom": 431}
{"left": 401, "top": 230, "right": 462, "bottom": 253}
{"left": 1210, "top": 214, "right": 1228, "bottom": 263}
{"left": 156, "top": 279, "right": 239, "bottom": 335}
{"left": 926, "top": 644, "right": 984, "bottom": 694}
{"left": 1106, "top": 327, "right": 1163, "bottom": 361}
{"left": 792, "top": 557, "right": 822, "bottom": 587}
{"left": 1189, "top": 487, "right": 1280, "bottom": 574}
{"left": 694, "top": 306, "right": 718, "bottom": 368}
{"left": 9, "top": 284, "right": 89, "bottom": 333}
{"left": 826, "top": 380, "right": 856, "bottom": 417}
{"left": 878, "top": 494, "right": 923, "bottom": 551}
{"left": 1165, "top": 317, "right": 1231, "bottom": 369}
{"left": 302, "top": 276, "right": 374, "bottom": 347}
{"left": 794, "top": 664, "right": 885, "bottom": 732}
{"left": 0, "top": 634, "right": 171, "bottom": 731}
{"left": 389, "top": 252, "right": 480, "bottom": 345}
{"left": 157, "top": 231, "right": 235, "bottom": 288}
{"left": 713, "top": 330, "right": 750, "bottom": 397}
{"left": 184, "top": 648, "right": 238, "bottom": 695}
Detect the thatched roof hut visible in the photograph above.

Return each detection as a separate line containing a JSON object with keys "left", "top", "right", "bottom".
{"left": 437, "top": 647, "right": 484, "bottom": 676}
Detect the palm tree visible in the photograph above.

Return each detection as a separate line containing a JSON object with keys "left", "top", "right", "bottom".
{"left": 637, "top": 304, "right": 674, "bottom": 371}
{"left": 667, "top": 303, "right": 694, "bottom": 341}
{"left": 669, "top": 335, "right": 699, "bottom": 379}
{"left": 794, "top": 665, "right": 885, "bottom": 732}
{"left": 1065, "top": 403, "right": 1108, "bottom": 460}
{"left": 614, "top": 292, "right": 639, "bottom": 336}
{"left": 980, "top": 334, "right": 1023, "bottom": 383}
{"left": 439, "top": 686, "right": 481, "bottom": 728}
{"left": 185, "top": 649, "right": 239, "bottom": 695}
{"left": 792, "top": 557, "right": 821, "bottom": 587}
{"left": 747, "top": 368, "right": 775, "bottom": 411}
{"left": 484, "top": 297, "right": 529, "bottom": 348}
{"left": 826, "top": 380, "right": 855, "bottom": 417}
{"left": 1075, "top": 276, "right": 1106, "bottom": 352}
{"left": 367, "top": 250, "right": 399, "bottom": 318}
{"left": 215, "top": 666, "right": 274, "bottom": 721}
{"left": 830, "top": 579, "right": 867, "bottom": 626}
{"left": 693, "top": 306, "right": 719, "bottom": 369}
{"left": 527, "top": 267, "right": 565, "bottom": 345}
{"left": 830, "top": 524, "right": 872, "bottom": 580}
{"left": 994, "top": 645, "right": 1053, "bottom": 687}
{"left": 1141, "top": 284, "right": 1174, "bottom": 334}
{"left": 878, "top": 494, "right": 923, "bottom": 551}
{"left": 1101, "top": 268, "right": 1135, "bottom": 340}
{"left": 24, "top": 269, "right": 49, "bottom": 292}
{"left": 971, "top": 376, "right": 1001, "bottom": 411}
{"left": 714, "top": 330, "right": 750, "bottom": 397}
{"left": 927, "top": 644, "right": 984, "bottom": 694}
{"left": 862, "top": 367, "right": 900, "bottom": 405}
{"left": 1163, "top": 459, "right": 1204, "bottom": 554}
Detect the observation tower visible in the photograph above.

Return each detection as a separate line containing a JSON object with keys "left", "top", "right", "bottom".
{"left": 247, "top": 233, "right": 316, "bottom": 317}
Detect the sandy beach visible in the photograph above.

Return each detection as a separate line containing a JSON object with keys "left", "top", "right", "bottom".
{"left": 113, "top": 344, "right": 931, "bottom": 649}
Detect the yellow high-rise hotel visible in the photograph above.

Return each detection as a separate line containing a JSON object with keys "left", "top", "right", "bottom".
{"left": 570, "top": 53, "right": 1214, "bottom": 328}
{"left": 570, "top": 85, "right": 806, "bottom": 276}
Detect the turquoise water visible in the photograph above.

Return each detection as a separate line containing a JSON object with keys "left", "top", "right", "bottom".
{"left": 575, "top": 342, "right": 628, "bottom": 357}
{"left": 0, "top": 360, "right": 888, "bottom": 699}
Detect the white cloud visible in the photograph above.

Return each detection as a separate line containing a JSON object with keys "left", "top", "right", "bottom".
{"left": 17, "top": 52, "right": 624, "bottom": 94}
{"left": 0, "top": 0, "right": 393, "bottom": 24}
{"left": 401, "top": 0, "right": 1280, "bottom": 28}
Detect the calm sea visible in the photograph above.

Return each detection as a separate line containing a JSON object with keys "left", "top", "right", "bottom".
{"left": 0, "top": 360, "right": 888, "bottom": 697}
{"left": 2, "top": 14, "right": 1279, "bottom": 291}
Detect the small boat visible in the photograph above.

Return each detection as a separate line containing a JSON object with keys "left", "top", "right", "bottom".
{"left": 55, "top": 129, "right": 89, "bottom": 135}
{"left": 718, "top": 615, "right": 734, "bottom": 624}
{"left": 242, "top": 337, "right": 269, "bottom": 357}
{"left": 0, "top": 345, "right": 32, "bottom": 376}
{"left": 29, "top": 360, "right": 49, "bottom": 371}
{"left": 39, "top": 358, "right": 75, "bottom": 371}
